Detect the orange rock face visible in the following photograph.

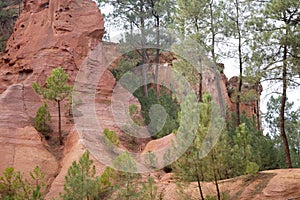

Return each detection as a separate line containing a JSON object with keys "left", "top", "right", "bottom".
{"left": 0, "top": 125, "right": 58, "bottom": 182}
{"left": 0, "top": 0, "right": 106, "bottom": 197}
{"left": 0, "top": 0, "right": 104, "bottom": 93}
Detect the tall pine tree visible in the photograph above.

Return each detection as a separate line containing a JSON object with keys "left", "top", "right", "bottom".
{"left": 249, "top": 0, "right": 300, "bottom": 168}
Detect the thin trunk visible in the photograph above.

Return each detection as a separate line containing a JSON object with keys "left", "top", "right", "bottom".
{"left": 154, "top": 16, "right": 160, "bottom": 95}
{"left": 193, "top": 158, "right": 205, "bottom": 200}
{"left": 58, "top": 100, "right": 62, "bottom": 145}
{"left": 235, "top": 0, "right": 242, "bottom": 126}
{"left": 280, "top": 31, "right": 292, "bottom": 168}
{"left": 211, "top": 150, "right": 221, "bottom": 200}
{"left": 130, "top": 22, "right": 133, "bottom": 38}
{"left": 195, "top": 18, "right": 203, "bottom": 102}
{"left": 142, "top": 33, "right": 148, "bottom": 95}
{"left": 209, "top": 0, "right": 216, "bottom": 63}
{"left": 199, "top": 70, "right": 203, "bottom": 102}
{"left": 140, "top": 0, "right": 148, "bottom": 96}
{"left": 255, "top": 82, "right": 261, "bottom": 131}
{"left": 81, "top": 166, "right": 84, "bottom": 200}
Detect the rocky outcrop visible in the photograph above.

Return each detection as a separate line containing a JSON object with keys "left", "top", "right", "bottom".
{"left": 0, "top": 84, "right": 58, "bottom": 180}
{"left": 0, "top": 0, "right": 104, "bottom": 93}
{"left": 0, "top": 1, "right": 145, "bottom": 197}
{"left": 154, "top": 169, "right": 300, "bottom": 200}
{"left": 227, "top": 75, "right": 262, "bottom": 118}
{"left": 0, "top": 125, "right": 58, "bottom": 184}
{"left": 0, "top": 0, "right": 106, "bottom": 197}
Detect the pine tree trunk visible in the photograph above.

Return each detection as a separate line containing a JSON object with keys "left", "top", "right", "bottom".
{"left": 209, "top": 0, "right": 216, "bottom": 63}
{"left": 255, "top": 82, "right": 261, "bottom": 131}
{"left": 194, "top": 159, "right": 205, "bottom": 200}
{"left": 211, "top": 150, "right": 221, "bottom": 200}
{"left": 140, "top": 0, "right": 148, "bottom": 97}
{"left": 199, "top": 71, "right": 203, "bottom": 102}
{"left": 281, "top": 42, "right": 292, "bottom": 168}
{"left": 58, "top": 100, "right": 63, "bottom": 145}
{"left": 235, "top": 0, "right": 242, "bottom": 127}
{"left": 194, "top": 18, "right": 203, "bottom": 103}
{"left": 154, "top": 16, "right": 160, "bottom": 95}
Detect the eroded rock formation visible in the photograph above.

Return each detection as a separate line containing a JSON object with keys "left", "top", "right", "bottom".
{"left": 0, "top": 0, "right": 107, "bottom": 197}
{"left": 0, "top": 0, "right": 104, "bottom": 93}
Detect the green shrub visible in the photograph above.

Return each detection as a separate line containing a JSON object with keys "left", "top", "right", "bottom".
{"left": 129, "top": 104, "right": 138, "bottom": 116}
{"left": 128, "top": 104, "right": 144, "bottom": 125}
{"left": 99, "top": 167, "right": 116, "bottom": 192}
{"left": 103, "top": 128, "right": 120, "bottom": 147}
{"left": 245, "top": 162, "right": 259, "bottom": 175}
{"left": 34, "top": 103, "right": 51, "bottom": 134}
{"left": 60, "top": 151, "right": 99, "bottom": 200}
{"left": 0, "top": 166, "right": 46, "bottom": 200}
{"left": 205, "top": 192, "right": 229, "bottom": 200}
{"left": 134, "top": 87, "right": 180, "bottom": 139}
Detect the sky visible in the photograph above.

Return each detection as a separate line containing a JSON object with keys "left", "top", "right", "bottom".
{"left": 97, "top": 2, "right": 300, "bottom": 131}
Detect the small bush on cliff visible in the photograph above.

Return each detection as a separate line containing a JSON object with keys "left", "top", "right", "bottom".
{"left": 103, "top": 128, "right": 120, "bottom": 150}
{"left": 34, "top": 103, "right": 51, "bottom": 135}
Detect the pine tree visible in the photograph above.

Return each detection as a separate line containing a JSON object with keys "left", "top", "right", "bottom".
{"left": 173, "top": 0, "right": 225, "bottom": 102}
{"left": 265, "top": 96, "right": 300, "bottom": 168}
{"left": 222, "top": 0, "right": 255, "bottom": 126}
{"left": 174, "top": 92, "right": 225, "bottom": 200}
{"left": 60, "top": 151, "right": 99, "bottom": 200}
{"left": 113, "top": 151, "right": 141, "bottom": 200}
{"left": 249, "top": 0, "right": 300, "bottom": 168}
{"left": 32, "top": 67, "right": 72, "bottom": 145}
{"left": 174, "top": 0, "right": 225, "bottom": 63}
{"left": 146, "top": 0, "right": 175, "bottom": 94}
{"left": 0, "top": 166, "right": 46, "bottom": 200}
{"left": 98, "top": 0, "right": 152, "bottom": 96}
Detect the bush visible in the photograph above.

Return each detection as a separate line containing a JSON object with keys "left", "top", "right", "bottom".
{"left": 0, "top": 166, "right": 46, "bottom": 200}
{"left": 34, "top": 103, "right": 51, "bottom": 134}
{"left": 103, "top": 128, "right": 120, "bottom": 148}
{"left": 129, "top": 104, "right": 144, "bottom": 125}
{"left": 134, "top": 87, "right": 180, "bottom": 139}
{"left": 129, "top": 104, "right": 138, "bottom": 116}
{"left": 245, "top": 162, "right": 259, "bottom": 175}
